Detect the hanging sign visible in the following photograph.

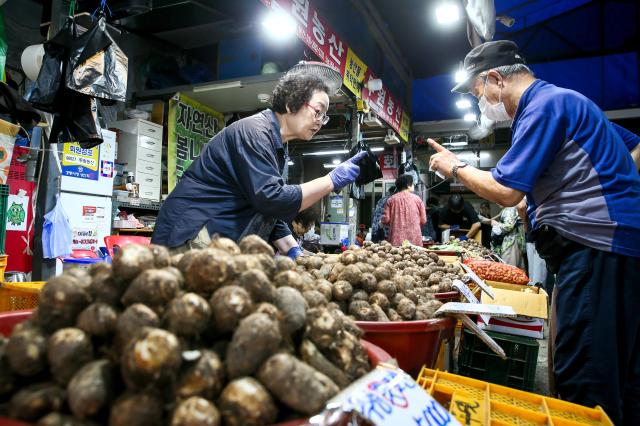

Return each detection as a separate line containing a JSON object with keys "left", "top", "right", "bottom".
{"left": 6, "top": 194, "right": 28, "bottom": 232}
{"left": 167, "top": 93, "right": 224, "bottom": 192}
{"left": 61, "top": 143, "right": 99, "bottom": 181}
{"left": 259, "top": 0, "right": 410, "bottom": 141}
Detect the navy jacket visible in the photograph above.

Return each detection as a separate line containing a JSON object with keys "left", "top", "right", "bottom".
{"left": 152, "top": 109, "right": 302, "bottom": 247}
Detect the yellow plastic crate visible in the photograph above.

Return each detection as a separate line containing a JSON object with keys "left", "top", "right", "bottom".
{"left": 0, "top": 281, "right": 45, "bottom": 312}
{"left": 417, "top": 367, "right": 613, "bottom": 426}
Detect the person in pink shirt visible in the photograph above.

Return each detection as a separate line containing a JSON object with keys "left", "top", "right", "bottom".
{"left": 381, "top": 175, "right": 427, "bottom": 246}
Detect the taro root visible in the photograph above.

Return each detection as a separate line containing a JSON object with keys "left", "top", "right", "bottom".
{"left": 68, "top": 359, "right": 117, "bottom": 419}
{"left": 38, "top": 413, "right": 99, "bottom": 426}
{"left": 121, "top": 327, "right": 181, "bottom": 388}
{"left": 77, "top": 303, "right": 118, "bottom": 337}
{"left": 163, "top": 266, "right": 185, "bottom": 287}
{"left": 337, "top": 264, "right": 362, "bottom": 286}
{"left": 209, "top": 285, "right": 253, "bottom": 333}
{"left": 37, "top": 274, "right": 92, "bottom": 332}
{"left": 327, "top": 263, "right": 345, "bottom": 282}
{"left": 300, "top": 339, "right": 350, "bottom": 388}
{"left": 176, "top": 249, "right": 202, "bottom": 275}
{"left": 170, "top": 253, "right": 184, "bottom": 267}
{"left": 6, "top": 321, "right": 47, "bottom": 377}
{"left": 332, "top": 280, "right": 353, "bottom": 302}
{"left": 273, "top": 270, "right": 304, "bottom": 291}
{"left": 391, "top": 293, "right": 406, "bottom": 307}
{"left": 387, "top": 308, "right": 403, "bottom": 321}
{"left": 353, "top": 305, "right": 377, "bottom": 321}
{"left": 149, "top": 244, "right": 171, "bottom": 268}
{"left": 404, "top": 289, "right": 419, "bottom": 304}
{"left": 165, "top": 293, "right": 211, "bottom": 336}
{"left": 305, "top": 307, "right": 342, "bottom": 349}
{"left": 176, "top": 350, "right": 225, "bottom": 400}
{"left": 236, "top": 269, "right": 276, "bottom": 303}
{"left": 377, "top": 280, "right": 397, "bottom": 299}
{"left": 111, "top": 244, "right": 155, "bottom": 282}
{"left": 90, "top": 271, "right": 122, "bottom": 307}
{"left": 9, "top": 382, "right": 65, "bottom": 422}
{"left": 368, "top": 292, "right": 390, "bottom": 311}
{"left": 88, "top": 262, "right": 111, "bottom": 277}
{"left": 324, "top": 331, "right": 370, "bottom": 380}
{"left": 115, "top": 303, "right": 159, "bottom": 351}
{"left": 303, "top": 290, "right": 327, "bottom": 308}
{"left": 371, "top": 304, "right": 390, "bottom": 322}
{"left": 226, "top": 312, "right": 281, "bottom": 378}
{"left": 318, "top": 264, "right": 333, "bottom": 279}
{"left": 253, "top": 302, "right": 281, "bottom": 321}
{"left": 185, "top": 248, "right": 237, "bottom": 296}
{"left": 274, "top": 287, "right": 307, "bottom": 334}
{"left": 219, "top": 377, "right": 277, "bottom": 426}
{"left": 351, "top": 289, "right": 369, "bottom": 302}
{"left": 258, "top": 353, "right": 339, "bottom": 415}
{"left": 254, "top": 254, "right": 276, "bottom": 279}
{"left": 338, "top": 250, "right": 357, "bottom": 265}
{"left": 0, "top": 337, "right": 15, "bottom": 396}
{"left": 373, "top": 266, "right": 392, "bottom": 282}
{"left": 122, "top": 269, "right": 181, "bottom": 313}
{"left": 361, "top": 273, "right": 378, "bottom": 293}
{"left": 415, "top": 300, "right": 443, "bottom": 320}
{"left": 47, "top": 328, "right": 94, "bottom": 385}
{"left": 348, "top": 300, "right": 370, "bottom": 317}
{"left": 208, "top": 236, "right": 241, "bottom": 255}
{"left": 397, "top": 298, "right": 417, "bottom": 320}
{"left": 109, "top": 391, "right": 163, "bottom": 426}
{"left": 314, "top": 279, "right": 333, "bottom": 302}
{"left": 171, "top": 396, "right": 221, "bottom": 426}
{"left": 238, "top": 234, "right": 275, "bottom": 256}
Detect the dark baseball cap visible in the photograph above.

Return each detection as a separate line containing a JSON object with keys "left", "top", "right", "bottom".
{"left": 451, "top": 40, "right": 526, "bottom": 94}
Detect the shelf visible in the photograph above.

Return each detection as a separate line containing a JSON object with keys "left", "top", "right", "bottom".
{"left": 113, "top": 228, "right": 155, "bottom": 234}
{"left": 112, "top": 197, "right": 162, "bottom": 211}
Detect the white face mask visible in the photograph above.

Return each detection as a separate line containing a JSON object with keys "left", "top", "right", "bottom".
{"left": 478, "top": 78, "right": 511, "bottom": 122}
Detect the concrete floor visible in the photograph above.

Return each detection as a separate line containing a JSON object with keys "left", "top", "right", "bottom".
{"left": 534, "top": 323, "right": 551, "bottom": 396}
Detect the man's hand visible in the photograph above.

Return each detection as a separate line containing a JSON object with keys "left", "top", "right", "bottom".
{"left": 428, "top": 138, "right": 459, "bottom": 178}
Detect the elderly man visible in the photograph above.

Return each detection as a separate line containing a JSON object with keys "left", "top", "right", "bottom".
{"left": 429, "top": 40, "right": 640, "bottom": 424}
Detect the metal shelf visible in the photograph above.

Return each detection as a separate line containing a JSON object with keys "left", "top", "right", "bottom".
{"left": 112, "top": 197, "right": 162, "bottom": 211}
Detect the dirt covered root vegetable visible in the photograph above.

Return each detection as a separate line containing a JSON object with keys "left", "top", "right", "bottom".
{"left": 300, "top": 339, "right": 350, "bottom": 388}
{"left": 208, "top": 236, "right": 241, "bottom": 255}
{"left": 111, "top": 244, "right": 155, "bottom": 282}
{"left": 90, "top": 271, "right": 122, "bottom": 307}
{"left": 209, "top": 285, "right": 253, "bottom": 333}
{"left": 239, "top": 234, "right": 275, "bottom": 256}
{"left": 77, "top": 303, "right": 118, "bottom": 337}
{"left": 6, "top": 321, "right": 47, "bottom": 377}
{"left": 185, "top": 248, "right": 237, "bottom": 296}
{"left": 332, "top": 280, "right": 353, "bottom": 302}
{"left": 397, "top": 298, "right": 417, "bottom": 320}
{"left": 171, "top": 396, "right": 221, "bottom": 426}
{"left": 149, "top": 244, "right": 171, "bottom": 268}
{"left": 387, "top": 308, "right": 402, "bottom": 321}
{"left": 68, "top": 359, "right": 117, "bottom": 419}
{"left": 121, "top": 327, "right": 181, "bottom": 388}
{"left": 47, "top": 328, "right": 94, "bottom": 385}
{"left": 371, "top": 303, "right": 390, "bottom": 322}
{"left": 0, "top": 338, "right": 15, "bottom": 397}
{"left": 226, "top": 312, "right": 281, "bottom": 378}
{"left": 325, "top": 331, "right": 370, "bottom": 380}
{"left": 115, "top": 304, "right": 159, "bottom": 351}
{"left": 274, "top": 286, "right": 307, "bottom": 334}
{"left": 176, "top": 350, "right": 225, "bottom": 400}
{"left": 274, "top": 256, "right": 297, "bottom": 273}
{"left": 109, "top": 391, "right": 163, "bottom": 426}
{"left": 303, "top": 289, "right": 327, "bottom": 307}
{"left": 305, "top": 307, "right": 342, "bottom": 349}
{"left": 273, "top": 270, "right": 304, "bottom": 291}
{"left": 176, "top": 249, "right": 202, "bottom": 275}
{"left": 219, "top": 377, "right": 277, "bottom": 426}
{"left": 37, "top": 274, "right": 92, "bottom": 332}
{"left": 236, "top": 269, "right": 276, "bottom": 303}
{"left": 38, "top": 412, "right": 99, "bottom": 426}
{"left": 122, "top": 269, "right": 181, "bottom": 312}
{"left": 257, "top": 353, "right": 339, "bottom": 415}
{"left": 415, "top": 300, "right": 443, "bottom": 320}
{"left": 361, "top": 273, "right": 378, "bottom": 293}
{"left": 9, "top": 382, "right": 65, "bottom": 422}
{"left": 165, "top": 293, "right": 211, "bottom": 336}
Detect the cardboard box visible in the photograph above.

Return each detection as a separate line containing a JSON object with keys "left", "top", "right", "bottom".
{"left": 477, "top": 283, "right": 548, "bottom": 339}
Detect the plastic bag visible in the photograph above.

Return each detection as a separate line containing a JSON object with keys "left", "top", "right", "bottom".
{"left": 463, "top": 258, "right": 529, "bottom": 285}
{"left": 349, "top": 140, "right": 382, "bottom": 200}
{"left": 66, "top": 16, "right": 128, "bottom": 102}
{"left": 42, "top": 196, "right": 72, "bottom": 258}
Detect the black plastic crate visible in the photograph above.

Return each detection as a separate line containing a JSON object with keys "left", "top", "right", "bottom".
{"left": 457, "top": 328, "right": 539, "bottom": 391}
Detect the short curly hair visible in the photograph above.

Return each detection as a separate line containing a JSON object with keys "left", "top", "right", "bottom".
{"left": 271, "top": 72, "right": 330, "bottom": 114}
{"left": 395, "top": 174, "right": 414, "bottom": 191}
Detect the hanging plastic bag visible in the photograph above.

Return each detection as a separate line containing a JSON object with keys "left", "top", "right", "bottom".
{"left": 348, "top": 139, "right": 382, "bottom": 200}
{"left": 50, "top": 94, "right": 103, "bottom": 148}
{"left": 42, "top": 196, "right": 73, "bottom": 258}
{"left": 66, "top": 16, "right": 128, "bottom": 102}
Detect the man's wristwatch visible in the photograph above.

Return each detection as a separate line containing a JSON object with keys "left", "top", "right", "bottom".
{"left": 451, "top": 161, "right": 468, "bottom": 181}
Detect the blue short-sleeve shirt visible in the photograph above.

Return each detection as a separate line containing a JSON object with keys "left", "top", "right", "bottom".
{"left": 152, "top": 109, "right": 302, "bottom": 248}
{"left": 492, "top": 80, "right": 640, "bottom": 257}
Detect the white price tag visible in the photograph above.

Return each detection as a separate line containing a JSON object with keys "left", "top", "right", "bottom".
{"left": 460, "top": 263, "right": 495, "bottom": 299}
{"left": 452, "top": 280, "right": 490, "bottom": 325}
{"left": 328, "top": 366, "right": 461, "bottom": 426}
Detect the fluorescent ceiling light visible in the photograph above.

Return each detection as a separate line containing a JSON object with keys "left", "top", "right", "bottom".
{"left": 332, "top": 158, "right": 341, "bottom": 165}
{"left": 436, "top": 3, "right": 460, "bottom": 24}
{"left": 303, "top": 149, "right": 349, "bottom": 156}
{"left": 193, "top": 80, "right": 242, "bottom": 93}
{"left": 463, "top": 113, "right": 477, "bottom": 122}
{"left": 370, "top": 147, "right": 384, "bottom": 152}
{"left": 454, "top": 70, "right": 468, "bottom": 83}
{"left": 287, "top": 160, "right": 294, "bottom": 166}
{"left": 323, "top": 164, "right": 338, "bottom": 169}
{"left": 456, "top": 99, "right": 471, "bottom": 109}
{"left": 447, "top": 141, "right": 468, "bottom": 147}
{"left": 262, "top": 11, "right": 297, "bottom": 40}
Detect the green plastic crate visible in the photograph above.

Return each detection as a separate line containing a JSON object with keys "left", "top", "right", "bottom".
{"left": 0, "top": 184, "right": 7, "bottom": 254}
{"left": 457, "top": 328, "right": 539, "bottom": 391}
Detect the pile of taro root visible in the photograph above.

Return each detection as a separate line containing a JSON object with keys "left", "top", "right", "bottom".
{"left": 0, "top": 236, "right": 375, "bottom": 426}
{"left": 293, "top": 241, "right": 466, "bottom": 322}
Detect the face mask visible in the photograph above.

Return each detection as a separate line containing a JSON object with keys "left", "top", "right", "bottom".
{"left": 478, "top": 78, "right": 511, "bottom": 122}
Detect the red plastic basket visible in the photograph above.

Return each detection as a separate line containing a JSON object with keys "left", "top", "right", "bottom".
{"left": 356, "top": 317, "right": 457, "bottom": 377}
{"left": 0, "top": 310, "right": 32, "bottom": 337}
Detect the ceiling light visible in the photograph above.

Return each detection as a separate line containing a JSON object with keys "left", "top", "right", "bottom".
{"left": 446, "top": 141, "right": 468, "bottom": 147}
{"left": 370, "top": 147, "right": 384, "bottom": 152}
{"left": 262, "top": 11, "right": 297, "bottom": 40}
{"left": 332, "top": 158, "right": 341, "bottom": 165}
{"left": 257, "top": 93, "right": 270, "bottom": 103}
{"left": 323, "top": 163, "right": 338, "bottom": 169}
{"left": 302, "top": 149, "right": 349, "bottom": 156}
{"left": 287, "top": 160, "right": 294, "bottom": 166}
{"left": 435, "top": 2, "right": 459, "bottom": 24}
{"left": 463, "top": 113, "right": 477, "bottom": 122}
{"left": 193, "top": 80, "right": 242, "bottom": 93}
{"left": 454, "top": 70, "right": 467, "bottom": 83}
{"left": 456, "top": 99, "right": 471, "bottom": 109}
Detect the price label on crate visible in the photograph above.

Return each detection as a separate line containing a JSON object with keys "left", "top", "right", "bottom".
{"left": 328, "top": 365, "right": 462, "bottom": 426}
{"left": 460, "top": 263, "right": 495, "bottom": 299}
{"left": 452, "top": 280, "right": 490, "bottom": 325}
